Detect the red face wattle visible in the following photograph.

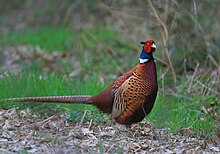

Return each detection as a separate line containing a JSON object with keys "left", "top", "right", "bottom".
{"left": 141, "top": 40, "right": 156, "bottom": 53}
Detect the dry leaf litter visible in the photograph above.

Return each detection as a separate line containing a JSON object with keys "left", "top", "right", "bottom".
{"left": 0, "top": 108, "right": 219, "bottom": 154}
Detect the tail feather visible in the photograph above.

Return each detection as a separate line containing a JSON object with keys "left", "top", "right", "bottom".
{"left": 4, "top": 95, "right": 92, "bottom": 104}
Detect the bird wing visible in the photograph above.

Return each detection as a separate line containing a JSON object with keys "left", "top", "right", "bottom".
{"left": 111, "top": 68, "right": 136, "bottom": 119}
{"left": 112, "top": 77, "right": 131, "bottom": 118}
{"left": 112, "top": 71, "right": 146, "bottom": 119}
{"left": 112, "top": 68, "right": 135, "bottom": 90}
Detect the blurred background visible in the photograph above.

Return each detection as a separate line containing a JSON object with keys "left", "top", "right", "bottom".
{"left": 0, "top": 0, "right": 219, "bottom": 138}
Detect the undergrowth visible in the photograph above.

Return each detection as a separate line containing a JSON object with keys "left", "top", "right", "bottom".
{"left": 0, "top": 72, "right": 218, "bottom": 136}
{"left": 0, "top": 26, "right": 219, "bottom": 138}
{"left": 0, "top": 73, "right": 108, "bottom": 121}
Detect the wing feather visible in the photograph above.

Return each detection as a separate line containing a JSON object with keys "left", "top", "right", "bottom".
{"left": 112, "top": 78, "right": 130, "bottom": 118}
{"left": 112, "top": 72, "right": 147, "bottom": 119}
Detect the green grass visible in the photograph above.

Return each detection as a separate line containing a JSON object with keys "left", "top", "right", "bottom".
{"left": 0, "top": 26, "right": 74, "bottom": 52}
{"left": 0, "top": 26, "right": 122, "bottom": 53}
{"left": 1, "top": 73, "right": 217, "bottom": 135}
{"left": 0, "top": 73, "right": 109, "bottom": 122}
{"left": 149, "top": 90, "right": 218, "bottom": 136}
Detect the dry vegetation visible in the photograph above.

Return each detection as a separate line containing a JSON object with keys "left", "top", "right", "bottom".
{"left": 1, "top": 108, "right": 219, "bottom": 153}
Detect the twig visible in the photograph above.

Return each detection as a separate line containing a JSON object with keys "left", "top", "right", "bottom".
{"left": 107, "top": 144, "right": 115, "bottom": 153}
{"left": 37, "top": 115, "right": 55, "bottom": 126}
{"left": 147, "top": 0, "right": 177, "bottom": 87}
{"left": 88, "top": 119, "right": 93, "bottom": 129}
{"left": 203, "top": 73, "right": 214, "bottom": 93}
{"left": 207, "top": 54, "right": 218, "bottom": 67}
{"left": 63, "top": 0, "right": 81, "bottom": 23}
{"left": 169, "top": 0, "right": 185, "bottom": 33}
{"left": 193, "top": 0, "right": 198, "bottom": 27}
{"left": 154, "top": 55, "right": 168, "bottom": 66}
{"left": 133, "top": 143, "right": 142, "bottom": 152}
{"left": 161, "top": 67, "right": 169, "bottom": 98}
{"left": 175, "top": 1, "right": 219, "bottom": 60}
{"left": 196, "top": 80, "right": 219, "bottom": 95}
{"left": 80, "top": 110, "right": 87, "bottom": 126}
{"left": 164, "top": 0, "right": 169, "bottom": 24}
{"left": 188, "top": 119, "right": 198, "bottom": 129}
{"left": 187, "top": 63, "right": 199, "bottom": 93}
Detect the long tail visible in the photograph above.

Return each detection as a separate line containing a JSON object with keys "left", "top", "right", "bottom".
{"left": 3, "top": 95, "right": 92, "bottom": 104}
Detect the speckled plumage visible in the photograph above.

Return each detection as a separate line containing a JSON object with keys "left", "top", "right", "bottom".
{"left": 112, "top": 61, "right": 158, "bottom": 125}
{"left": 4, "top": 40, "right": 158, "bottom": 126}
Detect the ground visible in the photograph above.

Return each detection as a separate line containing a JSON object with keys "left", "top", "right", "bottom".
{"left": 0, "top": 108, "right": 219, "bottom": 154}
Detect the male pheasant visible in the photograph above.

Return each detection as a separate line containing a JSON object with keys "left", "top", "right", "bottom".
{"left": 4, "top": 40, "right": 158, "bottom": 127}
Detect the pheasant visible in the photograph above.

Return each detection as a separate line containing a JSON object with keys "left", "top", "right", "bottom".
{"left": 3, "top": 40, "right": 158, "bottom": 127}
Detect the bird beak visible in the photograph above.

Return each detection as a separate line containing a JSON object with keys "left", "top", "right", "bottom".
{"left": 151, "top": 43, "right": 156, "bottom": 49}
{"left": 140, "top": 41, "right": 146, "bottom": 45}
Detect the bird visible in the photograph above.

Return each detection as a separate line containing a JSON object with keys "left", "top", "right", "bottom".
{"left": 3, "top": 40, "right": 158, "bottom": 127}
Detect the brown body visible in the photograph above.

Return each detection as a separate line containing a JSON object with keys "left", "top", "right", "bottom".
{"left": 4, "top": 40, "right": 158, "bottom": 126}
{"left": 90, "top": 61, "right": 158, "bottom": 125}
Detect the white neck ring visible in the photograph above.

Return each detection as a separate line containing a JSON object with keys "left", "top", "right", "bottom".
{"left": 139, "top": 58, "right": 149, "bottom": 64}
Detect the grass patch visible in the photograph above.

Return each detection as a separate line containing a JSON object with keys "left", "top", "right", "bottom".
{"left": 1, "top": 73, "right": 217, "bottom": 135}
{"left": 0, "top": 73, "right": 110, "bottom": 123}
{"left": 0, "top": 26, "right": 121, "bottom": 53}
{"left": 149, "top": 90, "right": 218, "bottom": 136}
{"left": 0, "top": 26, "right": 74, "bottom": 52}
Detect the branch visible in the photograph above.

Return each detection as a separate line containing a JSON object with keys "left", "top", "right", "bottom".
{"left": 147, "top": 0, "right": 177, "bottom": 87}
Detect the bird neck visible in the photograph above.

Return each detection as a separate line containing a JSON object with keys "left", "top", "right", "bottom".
{"left": 139, "top": 48, "right": 154, "bottom": 64}
{"left": 135, "top": 60, "right": 157, "bottom": 80}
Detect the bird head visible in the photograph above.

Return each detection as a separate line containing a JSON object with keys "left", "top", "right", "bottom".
{"left": 141, "top": 40, "right": 156, "bottom": 53}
